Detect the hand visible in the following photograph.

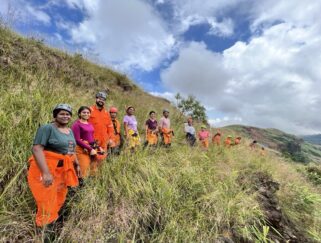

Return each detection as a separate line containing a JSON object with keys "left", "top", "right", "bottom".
{"left": 42, "top": 172, "right": 53, "bottom": 187}
{"left": 90, "top": 149, "right": 97, "bottom": 156}
{"left": 108, "top": 139, "right": 113, "bottom": 146}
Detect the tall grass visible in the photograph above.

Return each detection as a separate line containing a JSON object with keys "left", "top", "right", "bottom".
{"left": 1, "top": 26, "right": 321, "bottom": 242}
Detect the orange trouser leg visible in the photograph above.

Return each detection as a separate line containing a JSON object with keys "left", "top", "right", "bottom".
{"left": 202, "top": 139, "right": 209, "bottom": 149}
{"left": 28, "top": 166, "right": 67, "bottom": 226}
{"left": 55, "top": 167, "right": 68, "bottom": 213}
{"left": 112, "top": 134, "right": 120, "bottom": 147}
{"left": 147, "top": 132, "right": 158, "bottom": 145}
{"left": 76, "top": 145, "right": 91, "bottom": 178}
{"left": 163, "top": 134, "right": 171, "bottom": 144}
{"left": 96, "top": 137, "right": 107, "bottom": 151}
{"left": 161, "top": 128, "right": 172, "bottom": 145}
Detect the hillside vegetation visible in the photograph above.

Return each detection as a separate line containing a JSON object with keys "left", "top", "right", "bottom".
{"left": 303, "top": 134, "right": 321, "bottom": 145}
{"left": 1, "top": 27, "right": 321, "bottom": 242}
{"left": 222, "top": 125, "right": 321, "bottom": 163}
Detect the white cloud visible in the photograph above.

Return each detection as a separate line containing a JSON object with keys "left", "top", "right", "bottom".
{"left": 155, "top": 0, "right": 165, "bottom": 5}
{"left": 64, "top": 0, "right": 99, "bottom": 13}
{"left": 0, "top": 0, "right": 51, "bottom": 25}
{"left": 149, "top": 91, "right": 176, "bottom": 104}
{"left": 169, "top": 0, "right": 241, "bottom": 36}
{"left": 25, "top": 5, "right": 51, "bottom": 25}
{"left": 161, "top": 5, "right": 321, "bottom": 134}
{"left": 250, "top": 0, "right": 321, "bottom": 31}
{"left": 208, "top": 116, "right": 243, "bottom": 128}
{"left": 69, "top": 0, "right": 176, "bottom": 71}
{"left": 161, "top": 41, "right": 230, "bottom": 98}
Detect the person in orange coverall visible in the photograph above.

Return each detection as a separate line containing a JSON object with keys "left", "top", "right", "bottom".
{"left": 224, "top": 135, "right": 233, "bottom": 148}
{"left": 212, "top": 131, "right": 222, "bottom": 145}
{"left": 109, "top": 106, "right": 122, "bottom": 155}
{"left": 28, "top": 104, "right": 80, "bottom": 227}
{"left": 234, "top": 136, "right": 242, "bottom": 145}
{"left": 159, "top": 109, "right": 173, "bottom": 147}
{"left": 88, "top": 91, "right": 115, "bottom": 170}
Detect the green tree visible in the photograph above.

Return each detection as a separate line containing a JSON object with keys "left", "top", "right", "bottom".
{"left": 176, "top": 94, "right": 207, "bottom": 123}
{"left": 175, "top": 92, "right": 182, "bottom": 107}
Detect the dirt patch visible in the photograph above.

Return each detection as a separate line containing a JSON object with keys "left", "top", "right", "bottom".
{"left": 238, "top": 171, "right": 312, "bottom": 243}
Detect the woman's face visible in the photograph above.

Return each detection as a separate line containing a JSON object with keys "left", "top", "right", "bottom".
{"left": 56, "top": 110, "right": 72, "bottom": 125}
{"left": 150, "top": 112, "right": 156, "bottom": 119}
{"left": 127, "top": 108, "right": 135, "bottom": 115}
{"left": 79, "top": 109, "right": 91, "bottom": 121}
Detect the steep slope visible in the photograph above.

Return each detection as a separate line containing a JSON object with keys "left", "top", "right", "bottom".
{"left": 222, "top": 125, "right": 321, "bottom": 163}
{"left": 0, "top": 25, "right": 184, "bottom": 193}
{"left": 1, "top": 27, "right": 321, "bottom": 242}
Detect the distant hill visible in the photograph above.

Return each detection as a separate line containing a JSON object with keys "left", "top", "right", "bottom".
{"left": 302, "top": 134, "right": 321, "bottom": 145}
{"left": 221, "top": 125, "right": 321, "bottom": 163}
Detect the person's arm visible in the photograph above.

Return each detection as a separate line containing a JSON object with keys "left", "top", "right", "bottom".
{"left": 32, "top": 144, "right": 53, "bottom": 187}
{"left": 124, "top": 122, "right": 129, "bottom": 139}
{"left": 73, "top": 156, "right": 82, "bottom": 178}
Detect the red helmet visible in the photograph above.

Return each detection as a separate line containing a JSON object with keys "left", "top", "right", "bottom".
{"left": 109, "top": 107, "right": 118, "bottom": 113}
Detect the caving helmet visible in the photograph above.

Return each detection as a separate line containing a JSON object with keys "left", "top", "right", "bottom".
{"left": 53, "top": 104, "right": 72, "bottom": 117}
{"left": 96, "top": 91, "right": 107, "bottom": 100}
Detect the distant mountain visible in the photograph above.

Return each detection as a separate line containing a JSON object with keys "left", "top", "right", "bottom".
{"left": 222, "top": 125, "right": 321, "bottom": 163}
{"left": 301, "top": 134, "right": 321, "bottom": 145}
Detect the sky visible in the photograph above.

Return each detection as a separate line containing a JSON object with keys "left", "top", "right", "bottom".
{"left": 1, "top": 0, "right": 321, "bottom": 134}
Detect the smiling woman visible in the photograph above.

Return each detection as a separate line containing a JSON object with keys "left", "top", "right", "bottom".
{"left": 71, "top": 106, "right": 97, "bottom": 178}
{"left": 27, "top": 104, "right": 80, "bottom": 227}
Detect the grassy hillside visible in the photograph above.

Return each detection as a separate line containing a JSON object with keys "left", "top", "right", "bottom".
{"left": 222, "top": 125, "right": 321, "bottom": 163}
{"left": 1, "top": 27, "right": 321, "bottom": 242}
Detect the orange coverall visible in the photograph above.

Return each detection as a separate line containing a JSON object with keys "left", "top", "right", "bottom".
{"left": 224, "top": 137, "right": 232, "bottom": 147}
{"left": 147, "top": 129, "right": 158, "bottom": 145}
{"left": 212, "top": 133, "right": 221, "bottom": 145}
{"left": 161, "top": 128, "right": 172, "bottom": 145}
{"left": 88, "top": 105, "right": 115, "bottom": 155}
{"left": 110, "top": 119, "right": 121, "bottom": 148}
{"left": 27, "top": 151, "right": 78, "bottom": 226}
{"left": 234, "top": 137, "right": 241, "bottom": 145}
